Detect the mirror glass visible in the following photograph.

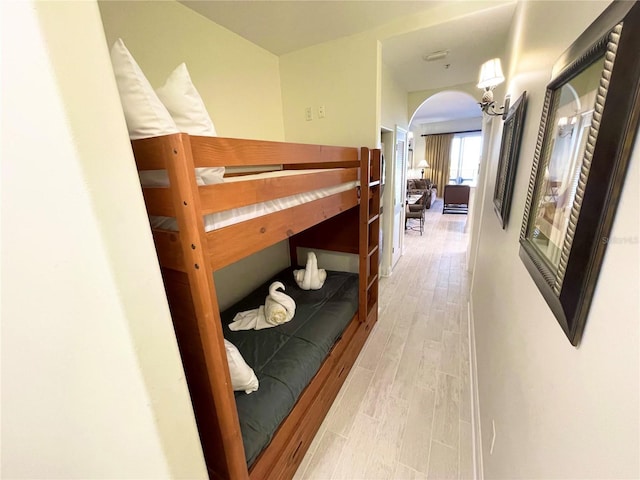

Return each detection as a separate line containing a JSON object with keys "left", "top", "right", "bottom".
{"left": 527, "top": 56, "right": 605, "bottom": 271}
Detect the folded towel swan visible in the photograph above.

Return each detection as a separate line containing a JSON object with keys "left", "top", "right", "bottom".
{"left": 264, "top": 281, "right": 296, "bottom": 325}
{"left": 229, "top": 281, "right": 296, "bottom": 331}
{"left": 293, "top": 251, "right": 327, "bottom": 290}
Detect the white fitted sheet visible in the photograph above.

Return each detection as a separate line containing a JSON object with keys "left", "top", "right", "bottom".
{"left": 149, "top": 169, "right": 359, "bottom": 232}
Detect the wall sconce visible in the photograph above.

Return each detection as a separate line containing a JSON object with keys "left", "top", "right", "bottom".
{"left": 477, "top": 58, "right": 510, "bottom": 119}
{"left": 417, "top": 159, "right": 429, "bottom": 179}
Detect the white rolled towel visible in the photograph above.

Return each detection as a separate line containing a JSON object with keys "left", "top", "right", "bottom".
{"left": 293, "top": 251, "right": 327, "bottom": 290}
{"left": 228, "top": 306, "right": 266, "bottom": 331}
{"left": 264, "top": 281, "right": 296, "bottom": 325}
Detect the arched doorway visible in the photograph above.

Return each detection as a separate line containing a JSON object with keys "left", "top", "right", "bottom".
{"left": 408, "top": 91, "right": 482, "bottom": 187}
{"left": 406, "top": 91, "right": 485, "bottom": 265}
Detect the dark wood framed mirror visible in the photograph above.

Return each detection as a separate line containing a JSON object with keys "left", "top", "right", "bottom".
{"left": 494, "top": 91, "right": 527, "bottom": 228}
{"left": 519, "top": 1, "right": 640, "bottom": 346}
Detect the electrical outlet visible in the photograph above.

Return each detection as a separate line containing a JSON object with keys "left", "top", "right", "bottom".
{"left": 305, "top": 107, "right": 313, "bottom": 121}
{"left": 318, "top": 105, "right": 326, "bottom": 118}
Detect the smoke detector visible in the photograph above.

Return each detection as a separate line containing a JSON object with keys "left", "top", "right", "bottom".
{"left": 422, "top": 50, "right": 449, "bottom": 62}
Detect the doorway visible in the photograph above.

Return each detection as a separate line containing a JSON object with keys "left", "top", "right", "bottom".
{"left": 393, "top": 127, "right": 408, "bottom": 264}
{"left": 379, "top": 126, "right": 408, "bottom": 276}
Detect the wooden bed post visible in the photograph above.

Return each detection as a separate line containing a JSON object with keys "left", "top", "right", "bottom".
{"left": 149, "top": 134, "right": 248, "bottom": 480}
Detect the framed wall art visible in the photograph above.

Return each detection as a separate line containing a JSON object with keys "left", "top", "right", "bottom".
{"left": 519, "top": 1, "right": 640, "bottom": 346}
{"left": 494, "top": 91, "right": 527, "bottom": 228}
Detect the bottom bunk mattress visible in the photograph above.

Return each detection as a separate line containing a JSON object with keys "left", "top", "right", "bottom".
{"left": 221, "top": 267, "right": 359, "bottom": 467}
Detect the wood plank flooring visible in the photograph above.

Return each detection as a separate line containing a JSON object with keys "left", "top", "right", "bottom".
{"left": 294, "top": 199, "right": 473, "bottom": 480}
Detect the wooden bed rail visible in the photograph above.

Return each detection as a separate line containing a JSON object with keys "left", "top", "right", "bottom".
{"left": 140, "top": 167, "right": 358, "bottom": 218}
{"left": 199, "top": 168, "right": 358, "bottom": 215}
{"left": 132, "top": 134, "right": 360, "bottom": 170}
{"left": 131, "top": 134, "right": 364, "bottom": 275}
{"left": 190, "top": 135, "right": 359, "bottom": 167}
{"left": 148, "top": 190, "right": 359, "bottom": 274}
{"left": 207, "top": 190, "right": 358, "bottom": 271}
{"left": 132, "top": 134, "right": 361, "bottom": 219}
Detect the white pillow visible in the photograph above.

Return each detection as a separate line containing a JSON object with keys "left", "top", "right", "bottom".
{"left": 224, "top": 339, "right": 259, "bottom": 394}
{"left": 110, "top": 39, "right": 183, "bottom": 187}
{"left": 157, "top": 63, "right": 224, "bottom": 185}
{"left": 110, "top": 38, "right": 178, "bottom": 140}
{"left": 156, "top": 63, "right": 217, "bottom": 136}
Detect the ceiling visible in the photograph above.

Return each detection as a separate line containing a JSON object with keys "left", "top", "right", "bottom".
{"left": 382, "top": 3, "right": 515, "bottom": 92}
{"left": 181, "top": 0, "right": 517, "bottom": 126}
{"left": 180, "top": 1, "right": 448, "bottom": 56}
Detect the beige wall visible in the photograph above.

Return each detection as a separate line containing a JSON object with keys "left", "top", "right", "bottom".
{"left": 280, "top": 34, "right": 380, "bottom": 147}
{"left": 278, "top": 1, "right": 512, "bottom": 148}
{"left": 471, "top": 1, "right": 639, "bottom": 478}
{"left": 98, "top": 0, "right": 292, "bottom": 308}
{"left": 98, "top": 0, "right": 284, "bottom": 141}
{"left": 1, "top": 1, "right": 206, "bottom": 477}
{"left": 381, "top": 63, "right": 409, "bottom": 132}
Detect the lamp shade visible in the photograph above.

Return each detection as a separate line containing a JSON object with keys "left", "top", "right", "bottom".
{"left": 477, "top": 58, "right": 505, "bottom": 89}
{"left": 417, "top": 160, "right": 429, "bottom": 168}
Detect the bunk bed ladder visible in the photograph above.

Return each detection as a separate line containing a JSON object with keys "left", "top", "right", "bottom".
{"left": 359, "top": 147, "right": 381, "bottom": 327}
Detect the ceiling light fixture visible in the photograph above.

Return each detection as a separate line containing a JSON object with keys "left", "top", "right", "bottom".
{"left": 477, "top": 58, "right": 509, "bottom": 119}
{"left": 422, "top": 50, "right": 449, "bottom": 62}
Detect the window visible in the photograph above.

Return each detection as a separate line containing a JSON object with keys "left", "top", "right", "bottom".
{"left": 449, "top": 132, "right": 482, "bottom": 185}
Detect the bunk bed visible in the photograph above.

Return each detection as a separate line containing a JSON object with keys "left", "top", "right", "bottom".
{"left": 131, "top": 133, "right": 381, "bottom": 479}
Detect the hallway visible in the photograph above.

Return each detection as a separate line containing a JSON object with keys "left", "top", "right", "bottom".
{"left": 295, "top": 200, "right": 473, "bottom": 479}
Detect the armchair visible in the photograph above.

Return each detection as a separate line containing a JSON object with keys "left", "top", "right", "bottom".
{"left": 442, "top": 185, "right": 470, "bottom": 214}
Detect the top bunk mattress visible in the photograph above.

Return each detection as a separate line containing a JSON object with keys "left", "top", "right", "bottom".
{"left": 220, "top": 267, "right": 359, "bottom": 467}
{"left": 148, "top": 168, "right": 359, "bottom": 232}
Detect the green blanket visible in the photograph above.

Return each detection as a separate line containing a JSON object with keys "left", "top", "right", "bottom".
{"left": 222, "top": 268, "right": 359, "bottom": 467}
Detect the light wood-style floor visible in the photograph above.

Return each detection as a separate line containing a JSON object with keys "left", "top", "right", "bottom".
{"left": 294, "top": 199, "right": 473, "bottom": 480}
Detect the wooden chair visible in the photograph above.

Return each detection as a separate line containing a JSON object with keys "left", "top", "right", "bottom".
{"left": 443, "top": 185, "right": 470, "bottom": 214}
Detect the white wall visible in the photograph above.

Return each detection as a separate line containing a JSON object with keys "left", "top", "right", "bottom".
{"left": 471, "top": 1, "right": 639, "bottom": 478}
{"left": 1, "top": 1, "right": 206, "bottom": 477}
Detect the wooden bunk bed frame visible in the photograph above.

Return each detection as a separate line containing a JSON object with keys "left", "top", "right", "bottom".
{"left": 132, "top": 133, "right": 381, "bottom": 480}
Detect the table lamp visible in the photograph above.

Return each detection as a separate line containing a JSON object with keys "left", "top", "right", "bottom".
{"left": 417, "top": 160, "right": 429, "bottom": 179}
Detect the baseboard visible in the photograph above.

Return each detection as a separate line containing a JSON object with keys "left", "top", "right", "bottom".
{"left": 467, "top": 298, "right": 484, "bottom": 480}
